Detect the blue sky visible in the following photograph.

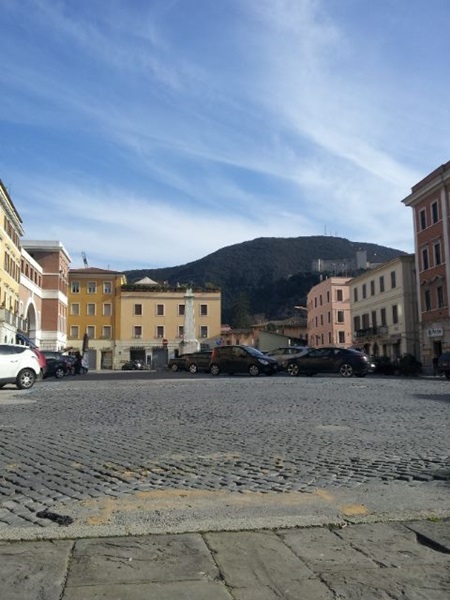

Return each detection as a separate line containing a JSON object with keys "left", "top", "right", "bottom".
{"left": 1, "top": 0, "right": 449, "bottom": 271}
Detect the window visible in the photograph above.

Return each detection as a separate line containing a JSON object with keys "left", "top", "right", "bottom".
{"left": 328, "top": 332, "right": 332, "bottom": 343}
{"left": 70, "top": 303, "right": 80, "bottom": 316}
{"left": 102, "top": 326, "right": 111, "bottom": 339}
{"left": 134, "top": 325, "right": 142, "bottom": 338}
{"left": 87, "top": 282, "right": 97, "bottom": 294}
{"left": 391, "top": 271, "right": 396, "bottom": 288}
{"left": 156, "top": 304, "right": 164, "bottom": 316}
{"left": 338, "top": 331, "right": 345, "bottom": 344}
{"left": 200, "top": 304, "right": 208, "bottom": 316}
{"left": 315, "top": 316, "right": 318, "bottom": 327}
{"left": 177, "top": 325, "right": 184, "bottom": 338}
{"left": 337, "top": 310, "right": 344, "bottom": 323}
{"left": 353, "top": 288, "right": 358, "bottom": 302}
{"left": 178, "top": 304, "right": 185, "bottom": 316}
{"left": 379, "top": 276, "right": 385, "bottom": 293}
{"left": 134, "top": 304, "right": 142, "bottom": 316}
{"left": 103, "top": 281, "right": 112, "bottom": 294}
{"left": 327, "top": 291, "right": 330, "bottom": 303}
{"left": 419, "top": 209, "right": 427, "bottom": 230}
{"left": 86, "top": 326, "right": 95, "bottom": 338}
{"left": 362, "top": 313, "right": 370, "bottom": 328}
{"left": 431, "top": 201, "right": 439, "bottom": 224}
{"left": 71, "top": 281, "right": 80, "bottom": 294}
{"left": 371, "top": 311, "right": 377, "bottom": 327}
{"left": 424, "top": 290, "right": 431, "bottom": 312}
{"left": 437, "top": 286, "right": 444, "bottom": 309}
{"left": 370, "top": 280, "right": 375, "bottom": 296}
{"left": 392, "top": 304, "right": 398, "bottom": 324}
{"left": 336, "top": 289, "right": 343, "bottom": 302}
{"left": 103, "top": 303, "right": 112, "bottom": 316}
{"left": 200, "top": 325, "right": 208, "bottom": 338}
{"left": 434, "top": 242, "right": 442, "bottom": 266}
{"left": 70, "top": 326, "right": 79, "bottom": 338}
{"left": 319, "top": 295, "right": 323, "bottom": 306}
{"left": 328, "top": 311, "right": 331, "bottom": 323}
{"left": 314, "top": 297, "right": 317, "bottom": 308}
{"left": 87, "top": 303, "right": 96, "bottom": 316}
{"left": 380, "top": 308, "right": 387, "bottom": 326}
{"left": 422, "top": 247, "right": 429, "bottom": 270}
{"left": 156, "top": 326, "right": 164, "bottom": 338}
{"left": 354, "top": 315, "right": 361, "bottom": 331}
{"left": 320, "top": 314, "right": 323, "bottom": 326}
{"left": 362, "top": 284, "right": 367, "bottom": 299}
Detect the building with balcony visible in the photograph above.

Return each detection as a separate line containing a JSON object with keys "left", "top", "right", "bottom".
{"left": 307, "top": 277, "right": 352, "bottom": 348}
{"left": 68, "top": 267, "right": 126, "bottom": 369}
{"left": 19, "top": 248, "right": 44, "bottom": 346}
{"left": 22, "top": 241, "right": 71, "bottom": 350}
{"left": 349, "top": 255, "right": 419, "bottom": 360}
{"left": 402, "top": 161, "right": 450, "bottom": 370}
{"left": 0, "top": 180, "right": 24, "bottom": 343}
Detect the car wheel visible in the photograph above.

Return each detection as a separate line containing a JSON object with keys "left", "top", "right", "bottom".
{"left": 16, "top": 368, "right": 36, "bottom": 390}
{"left": 249, "top": 364, "right": 260, "bottom": 376}
{"left": 188, "top": 363, "right": 198, "bottom": 374}
{"left": 171, "top": 364, "right": 179, "bottom": 372}
{"left": 339, "top": 363, "right": 354, "bottom": 377}
{"left": 286, "top": 362, "right": 300, "bottom": 377}
{"left": 210, "top": 364, "right": 220, "bottom": 376}
{"left": 55, "top": 367, "right": 65, "bottom": 379}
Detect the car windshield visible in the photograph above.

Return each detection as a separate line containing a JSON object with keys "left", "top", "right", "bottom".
{"left": 244, "top": 347, "right": 266, "bottom": 357}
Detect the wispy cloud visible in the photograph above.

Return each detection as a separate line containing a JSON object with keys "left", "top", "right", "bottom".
{"left": 1, "top": 0, "right": 448, "bottom": 270}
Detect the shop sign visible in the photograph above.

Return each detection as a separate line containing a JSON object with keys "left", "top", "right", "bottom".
{"left": 427, "top": 327, "right": 443, "bottom": 338}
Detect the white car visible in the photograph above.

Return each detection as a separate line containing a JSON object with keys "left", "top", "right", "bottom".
{"left": 0, "top": 344, "right": 41, "bottom": 389}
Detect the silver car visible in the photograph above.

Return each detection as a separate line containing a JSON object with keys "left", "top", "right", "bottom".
{"left": 0, "top": 344, "right": 41, "bottom": 389}
{"left": 266, "top": 346, "right": 310, "bottom": 371}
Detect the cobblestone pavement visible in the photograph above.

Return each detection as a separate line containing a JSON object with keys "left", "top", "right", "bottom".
{"left": 0, "top": 374, "right": 449, "bottom": 531}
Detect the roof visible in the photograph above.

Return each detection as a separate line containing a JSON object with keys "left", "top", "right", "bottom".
{"left": 134, "top": 276, "right": 159, "bottom": 285}
{"left": 69, "top": 267, "right": 125, "bottom": 276}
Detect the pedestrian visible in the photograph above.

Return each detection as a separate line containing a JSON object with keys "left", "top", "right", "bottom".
{"left": 432, "top": 356, "right": 439, "bottom": 377}
{"left": 74, "top": 351, "right": 82, "bottom": 375}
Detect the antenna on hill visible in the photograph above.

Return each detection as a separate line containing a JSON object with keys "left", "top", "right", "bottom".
{"left": 81, "top": 252, "right": 89, "bottom": 268}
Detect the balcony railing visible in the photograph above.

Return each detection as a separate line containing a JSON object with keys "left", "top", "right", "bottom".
{"left": 355, "top": 325, "right": 388, "bottom": 338}
{"left": 0, "top": 308, "right": 27, "bottom": 331}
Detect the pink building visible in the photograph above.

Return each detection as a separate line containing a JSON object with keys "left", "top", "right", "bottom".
{"left": 307, "top": 277, "right": 352, "bottom": 348}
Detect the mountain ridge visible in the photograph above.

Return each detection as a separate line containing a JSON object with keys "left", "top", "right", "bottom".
{"left": 124, "top": 236, "right": 407, "bottom": 323}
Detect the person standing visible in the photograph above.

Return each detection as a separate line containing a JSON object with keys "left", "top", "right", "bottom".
{"left": 74, "top": 351, "right": 82, "bottom": 375}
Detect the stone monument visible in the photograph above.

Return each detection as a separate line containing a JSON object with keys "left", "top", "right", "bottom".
{"left": 182, "top": 287, "right": 199, "bottom": 353}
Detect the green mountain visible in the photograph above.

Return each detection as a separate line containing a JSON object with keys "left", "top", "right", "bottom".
{"left": 124, "top": 236, "right": 406, "bottom": 324}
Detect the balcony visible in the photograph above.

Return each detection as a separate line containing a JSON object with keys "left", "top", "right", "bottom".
{"left": 355, "top": 326, "right": 388, "bottom": 339}
{"left": 0, "top": 308, "right": 27, "bottom": 331}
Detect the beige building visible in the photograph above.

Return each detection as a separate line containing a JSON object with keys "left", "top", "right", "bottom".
{"left": 307, "top": 277, "right": 352, "bottom": 348}
{"left": 402, "top": 161, "right": 450, "bottom": 369}
{"left": 0, "top": 180, "right": 25, "bottom": 343}
{"left": 118, "top": 281, "right": 221, "bottom": 370}
{"left": 349, "top": 255, "right": 419, "bottom": 360}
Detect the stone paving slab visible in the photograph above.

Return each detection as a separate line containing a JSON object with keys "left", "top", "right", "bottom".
{"left": 0, "top": 521, "right": 449, "bottom": 599}
{"left": 0, "top": 539, "right": 73, "bottom": 600}
{"left": 405, "top": 519, "right": 450, "bottom": 552}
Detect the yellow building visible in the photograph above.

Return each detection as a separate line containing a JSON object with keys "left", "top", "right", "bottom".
{"left": 68, "top": 268, "right": 126, "bottom": 369}
{"left": 0, "top": 180, "right": 25, "bottom": 343}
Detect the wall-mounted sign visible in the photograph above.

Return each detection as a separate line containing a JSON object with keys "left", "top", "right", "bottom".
{"left": 427, "top": 327, "right": 443, "bottom": 338}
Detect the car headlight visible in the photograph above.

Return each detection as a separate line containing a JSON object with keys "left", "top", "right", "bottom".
{"left": 258, "top": 359, "right": 269, "bottom": 365}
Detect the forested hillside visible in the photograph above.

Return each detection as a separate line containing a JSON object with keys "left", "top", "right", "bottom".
{"left": 124, "top": 236, "right": 406, "bottom": 323}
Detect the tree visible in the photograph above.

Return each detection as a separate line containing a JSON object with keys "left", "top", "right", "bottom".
{"left": 230, "top": 293, "right": 252, "bottom": 328}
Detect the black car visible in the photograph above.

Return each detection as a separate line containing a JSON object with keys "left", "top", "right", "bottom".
{"left": 437, "top": 352, "right": 450, "bottom": 379}
{"left": 168, "top": 354, "right": 193, "bottom": 372}
{"left": 168, "top": 352, "right": 213, "bottom": 373}
{"left": 121, "top": 359, "right": 146, "bottom": 371}
{"left": 286, "top": 347, "right": 373, "bottom": 378}
{"left": 41, "top": 351, "right": 72, "bottom": 378}
{"left": 209, "top": 345, "right": 278, "bottom": 376}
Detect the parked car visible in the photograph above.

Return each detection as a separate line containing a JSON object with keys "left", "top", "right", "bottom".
{"left": 41, "top": 351, "right": 73, "bottom": 377}
{"left": 15, "top": 332, "right": 47, "bottom": 378}
{"left": 286, "top": 347, "right": 374, "bottom": 378}
{"left": 266, "top": 346, "right": 310, "bottom": 370}
{"left": 0, "top": 344, "right": 41, "bottom": 389}
{"left": 121, "top": 359, "right": 146, "bottom": 371}
{"left": 437, "top": 353, "right": 450, "bottom": 379}
{"left": 209, "top": 345, "right": 278, "bottom": 376}
{"left": 169, "top": 351, "right": 212, "bottom": 374}
{"left": 168, "top": 354, "right": 193, "bottom": 372}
